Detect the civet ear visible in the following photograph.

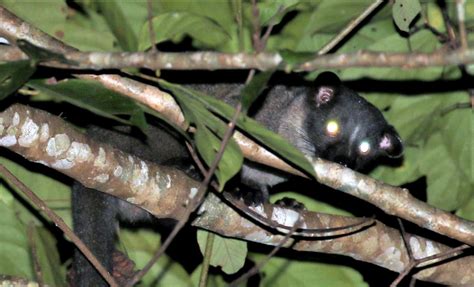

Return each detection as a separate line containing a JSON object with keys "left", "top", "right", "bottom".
{"left": 313, "top": 72, "right": 341, "bottom": 107}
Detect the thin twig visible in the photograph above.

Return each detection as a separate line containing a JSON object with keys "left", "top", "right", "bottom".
{"left": 397, "top": 218, "right": 414, "bottom": 259}
{"left": 198, "top": 103, "right": 243, "bottom": 287}
{"left": 0, "top": 164, "right": 118, "bottom": 287}
{"left": 317, "top": 0, "right": 384, "bottom": 55}
{"left": 198, "top": 231, "right": 215, "bottom": 287}
{"left": 146, "top": 0, "right": 157, "bottom": 53}
{"left": 250, "top": 0, "right": 263, "bottom": 52}
{"left": 456, "top": 0, "right": 468, "bottom": 50}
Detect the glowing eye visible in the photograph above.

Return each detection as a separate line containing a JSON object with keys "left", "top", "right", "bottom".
{"left": 326, "top": 120, "right": 339, "bottom": 137}
{"left": 359, "top": 141, "right": 371, "bottom": 155}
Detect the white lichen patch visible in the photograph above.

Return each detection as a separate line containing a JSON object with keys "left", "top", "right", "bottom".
{"left": 51, "top": 158, "right": 75, "bottom": 169}
{"left": 93, "top": 147, "right": 107, "bottom": 168}
{"left": 39, "top": 124, "right": 49, "bottom": 142}
{"left": 66, "top": 142, "right": 92, "bottom": 163}
{"left": 240, "top": 216, "right": 255, "bottom": 229}
{"left": 0, "top": 117, "right": 4, "bottom": 135}
{"left": 245, "top": 230, "right": 273, "bottom": 244}
{"left": 12, "top": 112, "right": 20, "bottom": 126}
{"left": 374, "top": 246, "right": 404, "bottom": 271}
{"left": 113, "top": 165, "right": 123, "bottom": 177}
{"left": 0, "top": 134, "right": 17, "bottom": 146}
{"left": 249, "top": 204, "right": 266, "bottom": 217}
{"left": 189, "top": 187, "right": 198, "bottom": 199}
{"left": 130, "top": 160, "right": 149, "bottom": 191}
{"left": 46, "top": 134, "right": 71, "bottom": 157}
{"left": 409, "top": 237, "right": 440, "bottom": 262}
{"left": 156, "top": 172, "right": 172, "bottom": 191}
{"left": 94, "top": 173, "right": 109, "bottom": 183}
{"left": 19, "top": 117, "right": 39, "bottom": 147}
{"left": 271, "top": 207, "right": 299, "bottom": 227}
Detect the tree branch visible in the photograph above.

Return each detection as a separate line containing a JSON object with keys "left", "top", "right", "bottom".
{"left": 0, "top": 103, "right": 472, "bottom": 286}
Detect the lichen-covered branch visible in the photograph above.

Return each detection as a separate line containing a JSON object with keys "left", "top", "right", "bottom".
{"left": 0, "top": 104, "right": 200, "bottom": 219}
{"left": 0, "top": 5, "right": 472, "bottom": 246}
{"left": 0, "top": 103, "right": 472, "bottom": 286}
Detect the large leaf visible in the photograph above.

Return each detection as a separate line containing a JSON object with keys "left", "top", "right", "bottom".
{"left": 0, "top": 201, "right": 32, "bottom": 279}
{"left": 392, "top": 0, "right": 421, "bottom": 32}
{"left": 0, "top": 60, "right": 36, "bottom": 100}
{"left": 340, "top": 30, "right": 444, "bottom": 80}
{"left": 27, "top": 79, "right": 147, "bottom": 131}
{"left": 240, "top": 71, "right": 274, "bottom": 113}
{"left": 63, "top": 7, "right": 119, "bottom": 51}
{"left": 32, "top": 227, "right": 66, "bottom": 286}
{"left": 197, "top": 230, "right": 247, "bottom": 275}
{"left": 249, "top": 253, "right": 368, "bottom": 287}
{"left": 161, "top": 82, "right": 243, "bottom": 190}
{"left": 268, "top": 0, "right": 372, "bottom": 52}
{"left": 96, "top": 1, "right": 140, "bottom": 51}
{"left": 138, "top": 12, "right": 229, "bottom": 51}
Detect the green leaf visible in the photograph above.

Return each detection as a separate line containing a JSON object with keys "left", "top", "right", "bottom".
{"left": 138, "top": 12, "right": 229, "bottom": 51}
{"left": 249, "top": 253, "right": 368, "bottom": 287}
{"left": 240, "top": 71, "right": 273, "bottom": 113}
{"left": 119, "top": 229, "right": 193, "bottom": 287}
{"left": 27, "top": 79, "right": 147, "bottom": 131}
{"left": 0, "top": 201, "right": 32, "bottom": 279}
{"left": 370, "top": 146, "right": 422, "bottom": 186}
{"left": 341, "top": 30, "right": 443, "bottom": 80}
{"left": 96, "top": 1, "right": 140, "bottom": 51}
{"left": 0, "top": 156, "right": 71, "bottom": 227}
{"left": 392, "top": 0, "right": 421, "bottom": 32}
{"left": 0, "top": 61, "right": 36, "bottom": 100}
{"left": 456, "top": 191, "right": 474, "bottom": 220}
{"left": 197, "top": 230, "right": 247, "bottom": 275}
{"left": 63, "top": 7, "right": 119, "bottom": 51}
{"left": 160, "top": 81, "right": 243, "bottom": 190}
{"left": 244, "top": 0, "right": 300, "bottom": 27}
{"left": 419, "top": 133, "right": 469, "bottom": 211}
{"left": 426, "top": 2, "right": 446, "bottom": 33}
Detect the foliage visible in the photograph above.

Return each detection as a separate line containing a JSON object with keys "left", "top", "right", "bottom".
{"left": 0, "top": 0, "right": 472, "bottom": 286}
